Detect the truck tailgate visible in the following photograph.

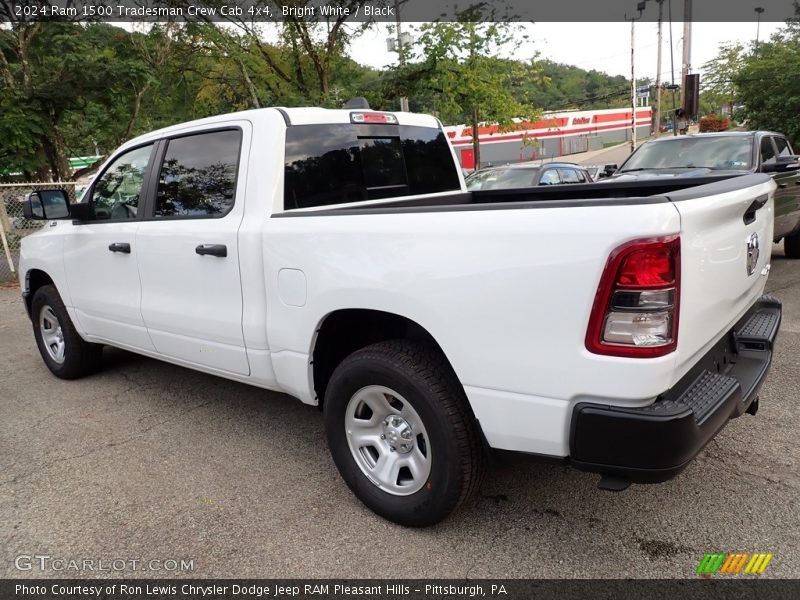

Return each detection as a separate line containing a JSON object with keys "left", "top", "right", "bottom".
{"left": 669, "top": 174, "right": 776, "bottom": 383}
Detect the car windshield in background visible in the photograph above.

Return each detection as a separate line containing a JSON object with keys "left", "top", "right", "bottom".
{"left": 466, "top": 167, "right": 539, "bottom": 190}
{"left": 621, "top": 136, "right": 753, "bottom": 171}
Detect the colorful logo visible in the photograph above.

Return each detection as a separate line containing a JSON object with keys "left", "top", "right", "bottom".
{"left": 697, "top": 552, "right": 773, "bottom": 575}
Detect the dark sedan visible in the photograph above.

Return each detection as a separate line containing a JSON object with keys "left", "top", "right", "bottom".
{"left": 465, "top": 162, "right": 593, "bottom": 190}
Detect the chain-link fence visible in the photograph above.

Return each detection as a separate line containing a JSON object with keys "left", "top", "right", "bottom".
{"left": 0, "top": 183, "right": 78, "bottom": 282}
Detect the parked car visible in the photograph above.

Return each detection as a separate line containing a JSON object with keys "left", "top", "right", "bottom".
{"left": 19, "top": 106, "right": 781, "bottom": 526}
{"left": 581, "top": 164, "right": 610, "bottom": 181}
{"left": 465, "top": 161, "right": 592, "bottom": 190}
{"left": 602, "top": 131, "right": 800, "bottom": 257}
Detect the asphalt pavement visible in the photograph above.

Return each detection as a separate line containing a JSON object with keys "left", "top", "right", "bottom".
{"left": 1, "top": 244, "right": 798, "bottom": 579}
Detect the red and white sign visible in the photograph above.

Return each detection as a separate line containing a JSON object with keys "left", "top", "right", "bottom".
{"left": 444, "top": 107, "right": 653, "bottom": 148}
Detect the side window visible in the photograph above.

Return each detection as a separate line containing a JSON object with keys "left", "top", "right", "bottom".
{"left": 557, "top": 168, "right": 581, "bottom": 184}
{"left": 89, "top": 144, "right": 154, "bottom": 221}
{"left": 775, "top": 137, "right": 794, "bottom": 157}
{"left": 539, "top": 170, "right": 560, "bottom": 185}
{"left": 155, "top": 129, "right": 242, "bottom": 218}
{"left": 760, "top": 137, "right": 777, "bottom": 165}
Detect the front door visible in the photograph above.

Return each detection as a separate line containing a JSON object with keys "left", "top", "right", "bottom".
{"left": 63, "top": 143, "right": 156, "bottom": 351}
{"left": 769, "top": 136, "right": 800, "bottom": 239}
{"left": 761, "top": 135, "right": 800, "bottom": 239}
{"left": 135, "top": 126, "right": 250, "bottom": 375}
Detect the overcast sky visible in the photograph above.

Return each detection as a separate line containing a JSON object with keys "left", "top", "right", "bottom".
{"left": 350, "top": 21, "right": 786, "bottom": 80}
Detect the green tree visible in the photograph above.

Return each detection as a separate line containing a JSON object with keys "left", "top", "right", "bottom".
{"left": 734, "top": 29, "right": 800, "bottom": 145}
{"left": 190, "top": 1, "right": 371, "bottom": 107}
{"left": 522, "top": 60, "right": 629, "bottom": 110}
{"left": 0, "top": 20, "right": 188, "bottom": 180}
{"left": 405, "top": 18, "right": 539, "bottom": 169}
{"left": 701, "top": 42, "right": 744, "bottom": 116}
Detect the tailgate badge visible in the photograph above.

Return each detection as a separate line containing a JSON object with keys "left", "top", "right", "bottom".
{"left": 746, "top": 233, "right": 760, "bottom": 276}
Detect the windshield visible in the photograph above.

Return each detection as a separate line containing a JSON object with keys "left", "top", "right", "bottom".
{"left": 620, "top": 137, "right": 753, "bottom": 171}
{"left": 466, "top": 167, "right": 540, "bottom": 190}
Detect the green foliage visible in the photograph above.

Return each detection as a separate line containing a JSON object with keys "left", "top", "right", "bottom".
{"left": 0, "top": 15, "right": 646, "bottom": 181}
{"left": 394, "top": 20, "right": 539, "bottom": 168}
{"left": 733, "top": 29, "right": 800, "bottom": 146}
{"left": 410, "top": 21, "right": 536, "bottom": 124}
{"left": 701, "top": 42, "right": 744, "bottom": 116}
{"left": 701, "top": 5, "right": 800, "bottom": 145}
{"left": 0, "top": 22, "right": 195, "bottom": 180}
{"left": 525, "top": 60, "right": 631, "bottom": 110}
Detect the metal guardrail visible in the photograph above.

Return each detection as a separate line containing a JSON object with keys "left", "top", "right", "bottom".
{"left": 0, "top": 183, "right": 78, "bottom": 281}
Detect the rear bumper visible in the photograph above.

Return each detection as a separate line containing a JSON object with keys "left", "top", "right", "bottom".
{"left": 569, "top": 294, "right": 782, "bottom": 483}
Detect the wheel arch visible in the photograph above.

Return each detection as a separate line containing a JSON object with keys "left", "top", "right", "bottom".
{"left": 23, "top": 268, "right": 55, "bottom": 320}
{"left": 311, "top": 308, "right": 459, "bottom": 407}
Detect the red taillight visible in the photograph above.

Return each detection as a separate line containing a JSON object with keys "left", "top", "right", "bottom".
{"left": 585, "top": 236, "right": 681, "bottom": 358}
{"left": 618, "top": 247, "right": 676, "bottom": 288}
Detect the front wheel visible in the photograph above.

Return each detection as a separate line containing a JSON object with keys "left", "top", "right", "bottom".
{"left": 324, "top": 340, "right": 485, "bottom": 526}
{"left": 31, "top": 284, "right": 103, "bottom": 379}
{"left": 784, "top": 232, "right": 800, "bottom": 259}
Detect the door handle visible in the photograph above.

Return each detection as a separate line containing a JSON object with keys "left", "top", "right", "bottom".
{"left": 778, "top": 183, "right": 788, "bottom": 188}
{"left": 743, "top": 194, "right": 769, "bottom": 225}
{"left": 195, "top": 244, "right": 227, "bottom": 257}
{"left": 108, "top": 243, "right": 131, "bottom": 254}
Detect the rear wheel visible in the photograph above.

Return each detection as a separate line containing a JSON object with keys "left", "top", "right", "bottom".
{"left": 31, "top": 285, "right": 103, "bottom": 379}
{"left": 324, "top": 340, "right": 485, "bottom": 526}
{"left": 784, "top": 232, "right": 800, "bottom": 259}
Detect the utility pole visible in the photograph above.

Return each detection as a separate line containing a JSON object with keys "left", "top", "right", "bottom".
{"left": 755, "top": 7, "right": 765, "bottom": 47}
{"left": 395, "top": 0, "right": 409, "bottom": 112}
{"left": 625, "top": 3, "right": 645, "bottom": 153}
{"left": 681, "top": 0, "right": 692, "bottom": 115}
{"left": 655, "top": 0, "right": 664, "bottom": 136}
{"left": 668, "top": 0, "right": 678, "bottom": 135}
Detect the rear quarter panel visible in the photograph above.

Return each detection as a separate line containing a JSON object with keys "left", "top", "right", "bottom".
{"left": 263, "top": 202, "right": 684, "bottom": 406}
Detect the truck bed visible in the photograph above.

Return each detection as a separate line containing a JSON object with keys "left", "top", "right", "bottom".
{"left": 275, "top": 173, "right": 763, "bottom": 217}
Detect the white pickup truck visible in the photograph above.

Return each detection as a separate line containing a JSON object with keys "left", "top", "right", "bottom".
{"left": 20, "top": 105, "right": 782, "bottom": 526}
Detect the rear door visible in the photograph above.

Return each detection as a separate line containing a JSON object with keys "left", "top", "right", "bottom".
{"left": 668, "top": 174, "right": 776, "bottom": 379}
{"left": 135, "top": 125, "right": 251, "bottom": 375}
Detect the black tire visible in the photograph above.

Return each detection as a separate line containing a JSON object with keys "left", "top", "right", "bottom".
{"left": 784, "top": 232, "right": 800, "bottom": 259}
{"left": 31, "top": 284, "right": 103, "bottom": 379}
{"left": 324, "top": 340, "right": 485, "bottom": 526}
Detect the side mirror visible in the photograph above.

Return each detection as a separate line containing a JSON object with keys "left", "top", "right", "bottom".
{"left": 761, "top": 156, "right": 800, "bottom": 173}
{"left": 22, "top": 190, "right": 70, "bottom": 220}
{"left": 69, "top": 202, "right": 91, "bottom": 221}
{"left": 603, "top": 164, "right": 618, "bottom": 176}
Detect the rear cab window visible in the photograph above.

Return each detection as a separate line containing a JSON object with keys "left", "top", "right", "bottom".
{"left": 283, "top": 122, "right": 461, "bottom": 209}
